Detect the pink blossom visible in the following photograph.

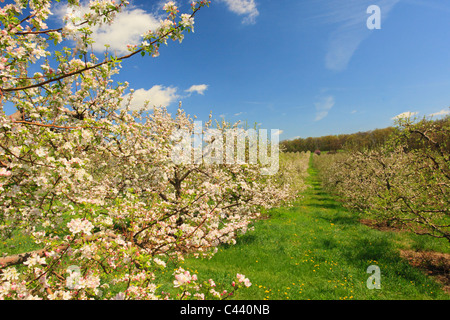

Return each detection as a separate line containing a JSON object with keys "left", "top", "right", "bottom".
{"left": 0, "top": 168, "right": 11, "bottom": 177}
{"left": 67, "top": 218, "right": 94, "bottom": 236}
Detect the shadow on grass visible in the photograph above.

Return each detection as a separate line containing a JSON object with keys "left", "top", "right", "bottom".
{"left": 237, "top": 233, "right": 258, "bottom": 246}
{"left": 343, "top": 235, "right": 397, "bottom": 263}
{"left": 316, "top": 211, "right": 361, "bottom": 227}
{"left": 302, "top": 189, "right": 344, "bottom": 211}
{"left": 304, "top": 163, "right": 426, "bottom": 283}
{"left": 303, "top": 164, "right": 360, "bottom": 217}
{"left": 306, "top": 200, "right": 343, "bottom": 211}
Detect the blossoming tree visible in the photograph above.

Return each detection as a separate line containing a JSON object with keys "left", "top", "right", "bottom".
{"left": 314, "top": 115, "right": 449, "bottom": 242}
{"left": 0, "top": 0, "right": 303, "bottom": 300}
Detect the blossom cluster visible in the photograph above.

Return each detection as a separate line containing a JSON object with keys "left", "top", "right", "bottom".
{"left": 235, "top": 273, "right": 252, "bottom": 288}
{"left": 67, "top": 218, "right": 95, "bottom": 236}
{"left": 0, "top": 0, "right": 305, "bottom": 300}
{"left": 171, "top": 267, "right": 250, "bottom": 300}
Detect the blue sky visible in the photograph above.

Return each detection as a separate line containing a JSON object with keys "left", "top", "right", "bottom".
{"left": 5, "top": 0, "right": 450, "bottom": 140}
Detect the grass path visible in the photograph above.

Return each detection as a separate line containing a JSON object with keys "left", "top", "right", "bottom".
{"left": 177, "top": 160, "right": 450, "bottom": 300}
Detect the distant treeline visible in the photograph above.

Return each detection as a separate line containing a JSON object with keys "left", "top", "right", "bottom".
{"left": 281, "top": 116, "right": 449, "bottom": 153}
{"left": 281, "top": 127, "right": 396, "bottom": 152}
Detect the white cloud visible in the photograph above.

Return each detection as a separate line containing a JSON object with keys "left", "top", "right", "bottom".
{"left": 429, "top": 108, "right": 450, "bottom": 117}
{"left": 220, "top": 0, "right": 259, "bottom": 24}
{"left": 90, "top": 8, "right": 161, "bottom": 55}
{"left": 314, "top": 96, "right": 335, "bottom": 121}
{"left": 55, "top": 2, "right": 161, "bottom": 55}
{"left": 272, "top": 129, "right": 283, "bottom": 136}
{"left": 391, "top": 111, "right": 418, "bottom": 120}
{"left": 318, "top": 0, "right": 400, "bottom": 71}
{"left": 185, "top": 84, "right": 209, "bottom": 95}
{"left": 122, "top": 84, "right": 210, "bottom": 110}
{"left": 123, "top": 85, "right": 179, "bottom": 110}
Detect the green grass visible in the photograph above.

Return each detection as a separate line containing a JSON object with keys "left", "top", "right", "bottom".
{"left": 172, "top": 160, "right": 449, "bottom": 300}
{"left": 0, "top": 230, "right": 42, "bottom": 257}
{"left": 2, "top": 158, "right": 449, "bottom": 300}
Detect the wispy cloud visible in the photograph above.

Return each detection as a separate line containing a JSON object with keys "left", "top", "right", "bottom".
{"left": 403, "top": 0, "right": 450, "bottom": 13}
{"left": 185, "top": 84, "right": 209, "bottom": 95}
{"left": 314, "top": 96, "right": 335, "bottom": 121}
{"left": 220, "top": 0, "right": 259, "bottom": 24}
{"left": 429, "top": 108, "right": 450, "bottom": 117}
{"left": 315, "top": 0, "right": 400, "bottom": 71}
{"left": 391, "top": 111, "right": 418, "bottom": 120}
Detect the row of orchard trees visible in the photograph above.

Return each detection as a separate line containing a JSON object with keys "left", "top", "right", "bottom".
{"left": 277, "top": 151, "right": 310, "bottom": 195}
{"left": 0, "top": 1, "right": 309, "bottom": 300}
{"left": 314, "top": 115, "right": 449, "bottom": 242}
